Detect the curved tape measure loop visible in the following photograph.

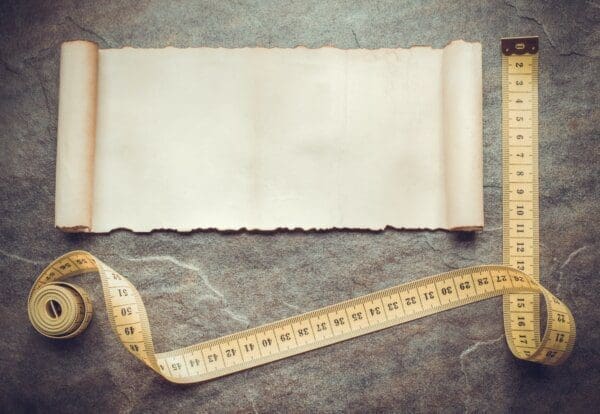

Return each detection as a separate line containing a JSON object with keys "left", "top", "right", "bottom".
{"left": 27, "top": 251, "right": 576, "bottom": 384}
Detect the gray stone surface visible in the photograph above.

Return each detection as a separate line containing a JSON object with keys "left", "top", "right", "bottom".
{"left": 1, "top": 0, "right": 598, "bottom": 412}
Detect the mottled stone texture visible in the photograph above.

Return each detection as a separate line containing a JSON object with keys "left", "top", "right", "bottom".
{"left": 0, "top": 0, "right": 598, "bottom": 412}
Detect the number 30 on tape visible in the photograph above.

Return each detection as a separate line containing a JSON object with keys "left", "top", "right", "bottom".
{"left": 27, "top": 37, "right": 575, "bottom": 383}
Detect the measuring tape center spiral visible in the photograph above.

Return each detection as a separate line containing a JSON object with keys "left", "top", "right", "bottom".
{"left": 28, "top": 282, "right": 93, "bottom": 339}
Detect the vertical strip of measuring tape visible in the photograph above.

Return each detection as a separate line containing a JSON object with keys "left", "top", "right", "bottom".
{"left": 26, "top": 37, "right": 576, "bottom": 384}
{"left": 502, "top": 37, "right": 541, "bottom": 359}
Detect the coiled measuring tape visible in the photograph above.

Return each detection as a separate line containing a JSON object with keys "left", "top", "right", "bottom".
{"left": 28, "top": 37, "right": 576, "bottom": 384}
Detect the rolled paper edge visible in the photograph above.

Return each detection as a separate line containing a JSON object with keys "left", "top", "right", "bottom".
{"left": 55, "top": 40, "right": 99, "bottom": 232}
{"left": 442, "top": 41, "right": 484, "bottom": 231}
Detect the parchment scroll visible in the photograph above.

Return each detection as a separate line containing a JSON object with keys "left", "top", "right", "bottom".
{"left": 55, "top": 40, "right": 483, "bottom": 232}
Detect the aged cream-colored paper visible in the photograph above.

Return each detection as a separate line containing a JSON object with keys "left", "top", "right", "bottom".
{"left": 55, "top": 40, "right": 483, "bottom": 232}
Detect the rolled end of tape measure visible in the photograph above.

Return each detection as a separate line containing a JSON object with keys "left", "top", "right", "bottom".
{"left": 28, "top": 282, "right": 93, "bottom": 339}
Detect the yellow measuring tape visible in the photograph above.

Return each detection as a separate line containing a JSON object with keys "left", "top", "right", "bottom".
{"left": 28, "top": 37, "right": 575, "bottom": 383}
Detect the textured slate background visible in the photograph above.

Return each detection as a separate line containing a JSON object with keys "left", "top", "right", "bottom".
{"left": 1, "top": 0, "right": 598, "bottom": 412}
